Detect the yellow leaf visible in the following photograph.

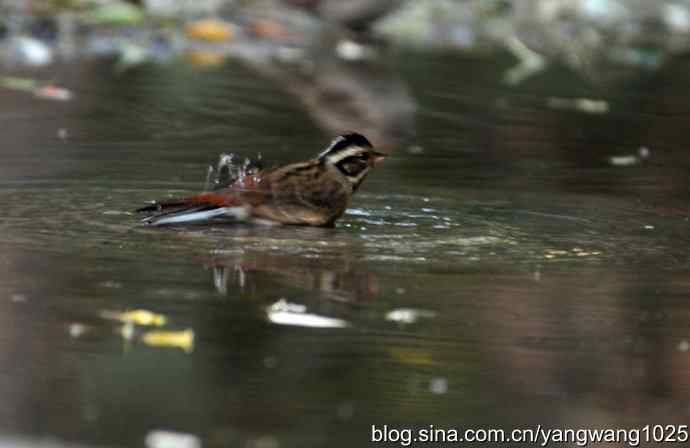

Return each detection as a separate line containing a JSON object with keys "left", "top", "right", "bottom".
{"left": 142, "top": 329, "right": 195, "bottom": 353}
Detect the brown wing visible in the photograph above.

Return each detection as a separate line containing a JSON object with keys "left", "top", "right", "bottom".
{"left": 251, "top": 161, "right": 352, "bottom": 226}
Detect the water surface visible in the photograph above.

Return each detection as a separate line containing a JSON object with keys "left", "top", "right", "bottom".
{"left": 1, "top": 52, "right": 689, "bottom": 447}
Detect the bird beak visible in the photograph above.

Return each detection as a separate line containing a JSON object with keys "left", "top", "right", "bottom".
{"left": 371, "top": 152, "right": 387, "bottom": 164}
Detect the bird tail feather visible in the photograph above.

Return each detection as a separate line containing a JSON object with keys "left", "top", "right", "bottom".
{"left": 136, "top": 192, "right": 247, "bottom": 226}
{"left": 144, "top": 207, "right": 238, "bottom": 226}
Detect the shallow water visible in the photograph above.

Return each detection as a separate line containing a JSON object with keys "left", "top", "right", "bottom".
{"left": 1, "top": 51, "right": 690, "bottom": 447}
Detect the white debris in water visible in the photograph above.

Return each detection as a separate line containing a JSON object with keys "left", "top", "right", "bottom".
{"left": 266, "top": 299, "right": 348, "bottom": 329}
{"left": 145, "top": 430, "right": 201, "bottom": 448}
{"left": 336, "top": 39, "right": 374, "bottom": 61}
{"left": 267, "top": 311, "right": 348, "bottom": 329}
{"left": 68, "top": 323, "right": 87, "bottom": 338}
{"left": 268, "top": 299, "right": 305, "bottom": 314}
{"left": 547, "top": 97, "right": 609, "bottom": 114}
{"left": 429, "top": 377, "right": 448, "bottom": 395}
{"left": 407, "top": 145, "right": 425, "bottom": 155}
{"left": 574, "top": 98, "right": 608, "bottom": 114}
{"left": 678, "top": 340, "right": 690, "bottom": 352}
{"left": 395, "top": 288, "right": 406, "bottom": 295}
{"left": 609, "top": 146, "right": 651, "bottom": 167}
{"left": 644, "top": 225, "right": 655, "bottom": 230}
{"left": 57, "top": 128, "right": 69, "bottom": 140}
{"left": 385, "top": 308, "right": 437, "bottom": 324}
{"left": 609, "top": 155, "right": 638, "bottom": 166}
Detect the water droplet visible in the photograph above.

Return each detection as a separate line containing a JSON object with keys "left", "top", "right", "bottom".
{"left": 69, "top": 323, "right": 87, "bottom": 338}
{"left": 430, "top": 377, "right": 448, "bottom": 395}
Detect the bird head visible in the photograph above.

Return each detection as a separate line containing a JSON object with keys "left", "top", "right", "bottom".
{"left": 318, "top": 133, "right": 386, "bottom": 187}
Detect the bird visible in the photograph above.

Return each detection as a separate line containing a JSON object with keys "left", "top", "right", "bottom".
{"left": 136, "top": 133, "right": 386, "bottom": 227}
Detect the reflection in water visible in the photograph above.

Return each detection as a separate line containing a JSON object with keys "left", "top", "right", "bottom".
{"left": 208, "top": 247, "right": 380, "bottom": 303}
{"left": 385, "top": 308, "right": 437, "bottom": 324}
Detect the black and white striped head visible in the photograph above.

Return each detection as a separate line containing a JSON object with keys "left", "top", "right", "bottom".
{"left": 318, "top": 133, "right": 386, "bottom": 187}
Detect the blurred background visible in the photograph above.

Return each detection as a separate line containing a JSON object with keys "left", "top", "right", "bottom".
{"left": 1, "top": 1, "right": 690, "bottom": 447}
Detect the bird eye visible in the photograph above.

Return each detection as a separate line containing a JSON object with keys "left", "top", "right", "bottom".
{"left": 359, "top": 153, "right": 370, "bottom": 161}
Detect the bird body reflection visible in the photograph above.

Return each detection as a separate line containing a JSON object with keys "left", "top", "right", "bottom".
{"left": 208, "top": 249, "right": 380, "bottom": 303}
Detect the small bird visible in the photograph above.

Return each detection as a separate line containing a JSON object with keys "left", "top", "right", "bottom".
{"left": 136, "top": 133, "right": 386, "bottom": 227}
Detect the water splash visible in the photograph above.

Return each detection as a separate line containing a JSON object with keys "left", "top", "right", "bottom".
{"left": 205, "top": 152, "right": 263, "bottom": 191}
